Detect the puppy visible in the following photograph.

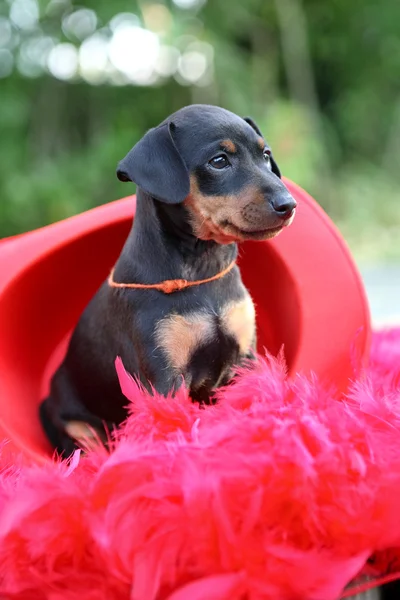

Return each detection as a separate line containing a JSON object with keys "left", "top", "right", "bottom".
{"left": 39, "top": 104, "right": 296, "bottom": 455}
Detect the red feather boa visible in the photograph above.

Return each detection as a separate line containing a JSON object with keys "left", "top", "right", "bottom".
{"left": 1, "top": 329, "right": 400, "bottom": 599}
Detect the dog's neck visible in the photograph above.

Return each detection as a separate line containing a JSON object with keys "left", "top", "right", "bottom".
{"left": 114, "top": 189, "right": 237, "bottom": 284}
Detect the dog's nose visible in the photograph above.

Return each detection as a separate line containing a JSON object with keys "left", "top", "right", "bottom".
{"left": 270, "top": 196, "right": 297, "bottom": 219}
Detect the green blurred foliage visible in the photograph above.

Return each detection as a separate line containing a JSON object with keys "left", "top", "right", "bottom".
{"left": 0, "top": 0, "right": 399, "bottom": 263}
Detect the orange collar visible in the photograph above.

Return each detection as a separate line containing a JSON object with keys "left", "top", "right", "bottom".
{"left": 108, "top": 259, "right": 236, "bottom": 294}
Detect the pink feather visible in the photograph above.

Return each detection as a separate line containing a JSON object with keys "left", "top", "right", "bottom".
{"left": 0, "top": 329, "right": 400, "bottom": 598}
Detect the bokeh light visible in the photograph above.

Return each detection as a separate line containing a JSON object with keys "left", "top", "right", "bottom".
{"left": 9, "top": 0, "right": 39, "bottom": 30}
{"left": 47, "top": 42, "right": 78, "bottom": 80}
{"left": 62, "top": 9, "right": 97, "bottom": 42}
{"left": 155, "top": 45, "right": 180, "bottom": 77}
{"left": 17, "top": 36, "right": 55, "bottom": 77}
{"left": 142, "top": 4, "right": 172, "bottom": 34}
{"left": 177, "top": 41, "right": 213, "bottom": 84}
{"left": 178, "top": 50, "right": 207, "bottom": 82}
{"left": 109, "top": 13, "right": 141, "bottom": 33}
{"left": 0, "top": 17, "right": 13, "bottom": 48}
{"left": 172, "top": 0, "right": 206, "bottom": 9}
{"left": 78, "top": 33, "right": 109, "bottom": 84}
{"left": 1, "top": 3, "right": 215, "bottom": 88}
{"left": 108, "top": 23, "right": 161, "bottom": 85}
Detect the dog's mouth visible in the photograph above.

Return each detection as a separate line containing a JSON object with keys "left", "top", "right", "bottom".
{"left": 192, "top": 212, "right": 295, "bottom": 245}
{"left": 235, "top": 225, "right": 284, "bottom": 240}
{"left": 217, "top": 217, "right": 294, "bottom": 243}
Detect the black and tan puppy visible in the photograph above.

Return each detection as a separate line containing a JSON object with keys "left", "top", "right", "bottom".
{"left": 39, "top": 104, "right": 297, "bottom": 456}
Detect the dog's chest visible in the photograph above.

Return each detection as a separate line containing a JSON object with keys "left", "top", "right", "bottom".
{"left": 155, "top": 293, "right": 256, "bottom": 386}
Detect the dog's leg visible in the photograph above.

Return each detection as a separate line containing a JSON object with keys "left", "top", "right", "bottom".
{"left": 39, "top": 397, "right": 79, "bottom": 457}
{"left": 39, "top": 367, "right": 108, "bottom": 457}
{"left": 40, "top": 396, "right": 108, "bottom": 457}
{"left": 151, "top": 374, "right": 185, "bottom": 398}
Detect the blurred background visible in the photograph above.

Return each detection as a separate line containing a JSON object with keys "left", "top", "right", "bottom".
{"left": 0, "top": 0, "right": 399, "bottom": 320}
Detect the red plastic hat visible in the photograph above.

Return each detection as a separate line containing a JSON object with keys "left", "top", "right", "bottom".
{"left": 0, "top": 179, "right": 371, "bottom": 463}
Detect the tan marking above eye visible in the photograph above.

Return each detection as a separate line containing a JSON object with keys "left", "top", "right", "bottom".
{"left": 221, "top": 295, "right": 256, "bottom": 354}
{"left": 155, "top": 312, "right": 215, "bottom": 372}
{"left": 257, "top": 137, "right": 265, "bottom": 150}
{"left": 220, "top": 139, "right": 237, "bottom": 153}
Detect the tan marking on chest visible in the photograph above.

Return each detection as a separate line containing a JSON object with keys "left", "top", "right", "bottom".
{"left": 156, "top": 313, "right": 215, "bottom": 372}
{"left": 221, "top": 295, "right": 256, "bottom": 354}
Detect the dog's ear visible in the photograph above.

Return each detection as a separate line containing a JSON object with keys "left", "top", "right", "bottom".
{"left": 243, "top": 116, "right": 263, "bottom": 137}
{"left": 243, "top": 116, "right": 281, "bottom": 179}
{"left": 268, "top": 154, "right": 281, "bottom": 179}
{"left": 116, "top": 122, "right": 190, "bottom": 204}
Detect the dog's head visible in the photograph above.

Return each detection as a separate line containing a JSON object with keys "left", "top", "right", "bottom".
{"left": 117, "top": 104, "right": 296, "bottom": 243}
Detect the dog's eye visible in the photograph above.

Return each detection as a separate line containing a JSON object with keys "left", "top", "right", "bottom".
{"left": 209, "top": 154, "right": 230, "bottom": 169}
{"left": 263, "top": 149, "right": 271, "bottom": 163}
